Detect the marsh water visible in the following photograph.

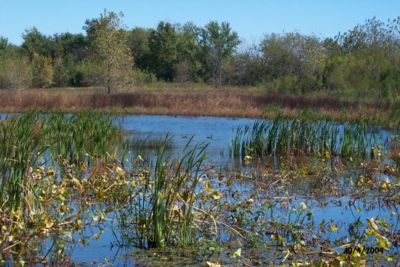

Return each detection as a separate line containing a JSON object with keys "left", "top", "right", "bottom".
{"left": 120, "top": 115, "right": 393, "bottom": 163}
{"left": 1, "top": 114, "right": 399, "bottom": 266}
{"left": 71, "top": 116, "right": 397, "bottom": 265}
{"left": 59, "top": 115, "right": 264, "bottom": 265}
{"left": 120, "top": 115, "right": 258, "bottom": 164}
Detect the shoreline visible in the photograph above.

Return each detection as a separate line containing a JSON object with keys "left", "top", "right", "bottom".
{"left": 0, "top": 88, "right": 397, "bottom": 128}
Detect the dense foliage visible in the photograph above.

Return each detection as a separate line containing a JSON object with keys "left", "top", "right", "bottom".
{"left": 0, "top": 12, "right": 399, "bottom": 100}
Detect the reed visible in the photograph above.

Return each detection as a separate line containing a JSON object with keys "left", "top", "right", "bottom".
{"left": 0, "top": 113, "right": 43, "bottom": 210}
{"left": 0, "top": 89, "right": 397, "bottom": 128}
{"left": 40, "top": 112, "right": 121, "bottom": 161}
{"left": 120, "top": 137, "right": 208, "bottom": 248}
{"left": 0, "top": 112, "right": 121, "bottom": 210}
{"left": 231, "top": 117, "right": 384, "bottom": 160}
{"left": 128, "top": 136, "right": 174, "bottom": 152}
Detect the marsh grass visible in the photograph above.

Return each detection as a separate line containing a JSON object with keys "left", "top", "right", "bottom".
{"left": 128, "top": 136, "right": 174, "bottom": 152}
{"left": 0, "top": 112, "right": 398, "bottom": 266}
{"left": 0, "top": 89, "right": 397, "bottom": 128}
{"left": 119, "top": 137, "right": 208, "bottom": 248}
{"left": 0, "top": 114, "right": 44, "bottom": 210}
{"left": 0, "top": 112, "right": 121, "bottom": 209}
{"left": 39, "top": 112, "right": 121, "bottom": 161}
{"left": 231, "top": 117, "right": 385, "bottom": 161}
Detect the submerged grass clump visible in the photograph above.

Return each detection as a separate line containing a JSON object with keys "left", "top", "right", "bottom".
{"left": 128, "top": 136, "right": 174, "bottom": 152}
{"left": 231, "top": 117, "right": 386, "bottom": 161}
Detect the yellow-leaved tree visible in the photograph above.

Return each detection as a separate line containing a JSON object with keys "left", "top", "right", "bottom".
{"left": 32, "top": 52, "right": 53, "bottom": 88}
{"left": 84, "top": 11, "right": 134, "bottom": 94}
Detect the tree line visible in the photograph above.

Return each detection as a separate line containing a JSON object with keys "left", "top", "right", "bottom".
{"left": 0, "top": 11, "right": 399, "bottom": 100}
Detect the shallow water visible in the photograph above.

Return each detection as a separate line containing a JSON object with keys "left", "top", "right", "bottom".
{"left": 118, "top": 115, "right": 259, "bottom": 165}
{"left": 1, "top": 114, "right": 399, "bottom": 266}
{"left": 118, "top": 115, "right": 393, "bottom": 164}
{"left": 69, "top": 116, "right": 399, "bottom": 265}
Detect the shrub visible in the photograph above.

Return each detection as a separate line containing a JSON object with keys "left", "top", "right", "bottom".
{"left": 31, "top": 52, "right": 53, "bottom": 88}
{"left": 379, "top": 66, "right": 400, "bottom": 102}
{"left": 76, "top": 59, "right": 103, "bottom": 86}
{"left": 0, "top": 52, "right": 32, "bottom": 89}
{"left": 132, "top": 69, "right": 157, "bottom": 85}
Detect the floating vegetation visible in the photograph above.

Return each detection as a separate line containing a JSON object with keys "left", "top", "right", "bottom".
{"left": 128, "top": 135, "right": 174, "bottom": 151}
{"left": 231, "top": 117, "right": 387, "bottom": 161}
{"left": 0, "top": 113, "right": 398, "bottom": 266}
{"left": 0, "top": 112, "right": 121, "bottom": 211}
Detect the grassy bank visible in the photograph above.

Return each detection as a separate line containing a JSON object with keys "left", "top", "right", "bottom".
{"left": 0, "top": 85, "right": 398, "bottom": 128}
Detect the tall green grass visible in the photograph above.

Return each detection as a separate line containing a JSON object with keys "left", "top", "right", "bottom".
{"left": 0, "top": 114, "right": 43, "bottom": 210}
{"left": 41, "top": 112, "right": 121, "bottom": 161}
{"left": 231, "top": 117, "right": 383, "bottom": 160}
{"left": 120, "top": 137, "right": 208, "bottom": 248}
{"left": 0, "top": 112, "right": 121, "bottom": 210}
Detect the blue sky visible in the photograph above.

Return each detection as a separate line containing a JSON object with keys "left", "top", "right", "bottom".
{"left": 1, "top": 0, "right": 399, "bottom": 45}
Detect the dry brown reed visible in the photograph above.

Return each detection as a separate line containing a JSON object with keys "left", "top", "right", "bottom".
{"left": 0, "top": 88, "right": 394, "bottom": 126}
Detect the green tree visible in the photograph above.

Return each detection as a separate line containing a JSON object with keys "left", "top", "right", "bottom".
{"left": 225, "top": 45, "right": 264, "bottom": 86}
{"left": 52, "top": 33, "right": 88, "bottom": 87}
{"left": 322, "top": 17, "right": 400, "bottom": 98}
{"left": 261, "top": 33, "right": 326, "bottom": 93}
{"left": 173, "top": 23, "right": 200, "bottom": 82}
{"left": 202, "top": 21, "right": 240, "bottom": 86}
{"left": 22, "top": 28, "right": 54, "bottom": 58}
{"left": 84, "top": 11, "right": 134, "bottom": 94}
{"left": 128, "top": 27, "right": 151, "bottom": 71}
{"left": 53, "top": 33, "right": 88, "bottom": 61}
{"left": 261, "top": 33, "right": 299, "bottom": 80}
{"left": 0, "top": 37, "right": 10, "bottom": 50}
{"left": 148, "top": 22, "right": 179, "bottom": 81}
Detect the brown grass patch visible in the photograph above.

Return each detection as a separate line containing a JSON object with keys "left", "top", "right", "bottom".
{"left": 0, "top": 88, "right": 394, "bottom": 126}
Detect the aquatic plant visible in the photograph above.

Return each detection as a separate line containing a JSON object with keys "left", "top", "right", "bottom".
{"left": 0, "top": 112, "right": 121, "bottom": 210}
{"left": 231, "top": 117, "right": 385, "bottom": 161}
{"left": 41, "top": 111, "right": 121, "bottom": 160}
{"left": 388, "top": 135, "right": 400, "bottom": 167}
{"left": 0, "top": 113, "right": 43, "bottom": 210}
{"left": 0, "top": 113, "right": 398, "bottom": 266}
{"left": 128, "top": 135, "right": 174, "bottom": 153}
{"left": 119, "top": 137, "right": 208, "bottom": 248}
{"left": 0, "top": 158, "right": 134, "bottom": 264}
